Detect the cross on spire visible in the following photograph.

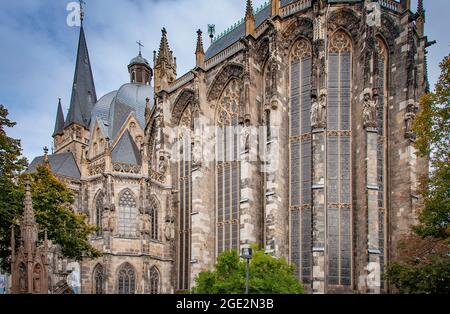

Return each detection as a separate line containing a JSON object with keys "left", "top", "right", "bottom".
{"left": 136, "top": 40, "right": 144, "bottom": 56}
{"left": 79, "top": 0, "right": 86, "bottom": 24}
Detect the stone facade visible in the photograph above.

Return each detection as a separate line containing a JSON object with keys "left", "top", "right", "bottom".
{"left": 29, "top": 0, "right": 431, "bottom": 294}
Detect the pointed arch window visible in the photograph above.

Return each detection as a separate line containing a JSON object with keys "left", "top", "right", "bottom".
{"left": 149, "top": 266, "right": 160, "bottom": 294}
{"left": 93, "top": 264, "right": 105, "bottom": 294}
{"left": 95, "top": 192, "right": 105, "bottom": 237}
{"left": 177, "top": 104, "right": 193, "bottom": 291}
{"left": 327, "top": 30, "right": 352, "bottom": 287}
{"left": 216, "top": 79, "right": 240, "bottom": 254}
{"left": 117, "top": 263, "right": 136, "bottom": 294}
{"left": 118, "top": 190, "right": 138, "bottom": 238}
{"left": 149, "top": 197, "right": 159, "bottom": 241}
{"left": 289, "top": 38, "right": 312, "bottom": 284}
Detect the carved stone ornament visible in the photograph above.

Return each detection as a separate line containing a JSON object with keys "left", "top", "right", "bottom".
{"left": 311, "top": 89, "right": 327, "bottom": 129}
{"left": 362, "top": 89, "right": 378, "bottom": 129}
{"left": 158, "top": 156, "right": 168, "bottom": 176}
{"left": 405, "top": 101, "right": 418, "bottom": 140}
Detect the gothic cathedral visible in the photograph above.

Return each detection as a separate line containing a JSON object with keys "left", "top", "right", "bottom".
{"left": 28, "top": 0, "right": 430, "bottom": 294}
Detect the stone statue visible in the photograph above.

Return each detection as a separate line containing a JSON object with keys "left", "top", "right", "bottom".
{"left": 19, "top": 266, "right": 27, "bottom": 292}
{"left": 33, "top": 267, "right": 41, "bottom": 293}
{"left": 108, "top": 208, "right": 116, "bottom": 233}
{"left": 405, "top": 101, "right": 418, "bottom": 139}
{"left": 363, "top": 89, "right": 377, "bottom": 129}
{"left": 164, "top": 215, "right": 175, "bottom": 241}
{"left": 158, "top": 156, "right": 167, "bottom": 175}
{"left": 241, "top": 126, "right": 250, "bottom": 153}
{"left": 311, "top": 90, "right": 327, "bottom": 129}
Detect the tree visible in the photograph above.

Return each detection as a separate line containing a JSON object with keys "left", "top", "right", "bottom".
{"left": 192, "top": 247, "right": 304, "bottom": 294}
{"left": 0, "top": 104, "right": 28, "bottom": 271}
{"left": 21, "top": 166, "right": 101, "bottom": 261}
{"left": 385, "top": 55, "right": 450, "bottom": 294}
{"left": 0, "top": 104, "right": 101, "bottom": 271}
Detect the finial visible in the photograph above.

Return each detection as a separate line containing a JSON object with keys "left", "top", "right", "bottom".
{"left": 246, "top": 0, "right": 254, "bottom": 19}
{"left": 196, "top": 29, "right": 204, "bottom": 54}
{"left": 79, "top": 0, "right": 86, "bottom": 25}
{"left": 43, "top": 146, "right": 50, "bottom": 166}
{"left": 136, "top": 40, "right": 144, "bottom": 57}
{"left": 162, "top": 27, "right": 167, "bottom": 36}
{"left": 417, "top": 0, "right": 424, "bottom": 14}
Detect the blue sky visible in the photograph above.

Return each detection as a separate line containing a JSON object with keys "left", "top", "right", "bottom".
{"left": 0, "top": 0, "right": 448, "bottom": 161}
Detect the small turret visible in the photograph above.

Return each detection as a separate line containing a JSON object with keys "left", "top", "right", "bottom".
{"left": 415, "top": 0, "right": 425, "bottom": 37}
{"left": 195, "top": 29, "right": 205, "bottom": 69}
{"left": 154, "top": 28, "right": 177, "bottom": 92}
{"left": 128, "top": 41, "right": 152, "bottom": 85}
{"left": 245, "top": 0, "right": 255, "bottom": 37}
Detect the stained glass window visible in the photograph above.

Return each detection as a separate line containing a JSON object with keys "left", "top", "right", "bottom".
{"left": 327, "top": 30, "right": 352, "bottom": 287}
{"left": 93, "top": 264, "right": 104, "bottom": 294}
{"left": 118, "top": 263, "right": 135, "bottom": 294}
{"left": 149, "top": 266, "right": 160, "bottom": 294}
{"left": 118, "top": 190, "right": 138, "bottom": 238}
{"left": 177, "top": 105, "right": 193, "bottom": 291}
{"left": 216, "top": 80, "right": 241, "bottom": 254}
{"left": 95, "top": 192, "right": 104, "bottom": 237}
{"left": 289, "top": 38, "right": 312, "bottom": 284}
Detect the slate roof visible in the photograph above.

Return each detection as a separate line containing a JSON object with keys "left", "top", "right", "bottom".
{"left": 52, "top": 99, "right": 65, "bottom": 137}
{"left": 205, "top": 1, "right": 300, "bottom": 61}
{"left": 111, "top": 130, "right": 142, "bottom": 165}
{"left": 65, "top": 25, "right": 97, "bottom": 129}
{"left": 27, "top": 152, "right": 81, "bottom": 179}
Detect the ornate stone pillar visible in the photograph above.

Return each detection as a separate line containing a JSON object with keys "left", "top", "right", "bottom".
{"left": 363, "top": 88, "right": 381, "bottom": 293}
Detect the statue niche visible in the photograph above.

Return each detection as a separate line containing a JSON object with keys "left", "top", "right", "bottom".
{"left": 363, "top": 89, "right": 378, "bottom": 129}
{"left": 311, "top": 89, "right": 327, "bottom": 129}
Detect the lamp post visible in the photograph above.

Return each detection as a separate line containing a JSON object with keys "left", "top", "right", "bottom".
{"left": 241, "top": 247, "right": 253, "bottom": 294}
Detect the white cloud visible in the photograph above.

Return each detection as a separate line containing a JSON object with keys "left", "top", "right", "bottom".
{"left": 0, "top": 0, "right": 448, "bottom": 161}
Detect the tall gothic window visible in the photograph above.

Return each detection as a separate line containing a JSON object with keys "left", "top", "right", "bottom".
{"left": 375, "top": 36, "right": 388, "bottom": 290}
{"left": 327, "top": 30, "right": 352, "bottom": 287}
{"left": 289, "top": 38, "right": 312, "bottom": 284}
{"left": 118, "top": 263, "right": 136, "bottom": 294}
{"left": 149, "top": 196, "right": 159, "bottom": 241}
{"left": 93, "top": 264, "right": 104, "bottom": 294}
{"left": 216, "top": 79, "right": 240, "bottom": 254}
{"left": 118, "top": 189, "right": 138, "bottom": 238}
{"left": 95, "top": 191, "right": 104, "bottom": 237}
{"left": 177, "top": 105, "right": 193, "bottom": 291}
{"left": 149, "top": 266, "right": 160, "bottom": 294}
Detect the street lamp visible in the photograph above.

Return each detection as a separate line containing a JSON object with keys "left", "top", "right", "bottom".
{"left": 241, "top": 247, "right": 253, "bottom": 294}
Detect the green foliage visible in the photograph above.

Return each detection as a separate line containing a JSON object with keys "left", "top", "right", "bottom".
{"left": 0, "top": 104, "right": 28, "bottom": 271}
{"left": 22, "top": 166, "right": 101, "bottom": 261}
{"left": 412, "top": 55, "right": 450, "bottom": 240}
{"left": 386, "top": 55, "right": 450, "bottom": 294}
{"left": 0, "top": 104, "right": 100, "bottom": 271}
{"left": 192, "top": 247, "right": 304, "bottom": 294}
{"left": 386, "top": 256, "right": 450, "bottom": 294}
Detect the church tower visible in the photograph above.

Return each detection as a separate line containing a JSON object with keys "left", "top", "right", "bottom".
{"left": 10, "top": 180, "right": 49, "bottom": 294}
{"left": 54, "top": 3, "right": 97, "bottom": 165}
{"left": 128, "top": 42, "right": 153, "bottom": 85}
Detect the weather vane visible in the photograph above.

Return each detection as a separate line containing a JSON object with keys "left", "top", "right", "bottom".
{"left": 136, "top": 40, "right": 144, "bottom": 56}
{"left": 208, "top": 24, "right": 216, "bottom": 43}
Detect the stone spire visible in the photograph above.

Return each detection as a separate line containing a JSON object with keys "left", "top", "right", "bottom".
{"left": 22, "top": 180, "right": 35, "bottom": 227}
{"left": 271, "top": 0, "right": 280, "bottom": 17}
{"left": 52, "top": 98, "right": 65, "bottom": 138}
{"left": 415, "top": 0, "right": 425, "bottom": 37}
{"left": 154, "top": 28, "right": 177, "bottom": 92}
{"left": 245, "top": 0, "right": 255, "bottom": 37}
{"left": 195, "top": 29, "right": 205, "bottom": 69}
{"left": 65, "top": 19, "right": 97, "bottom": 129}
{"left": 400, "top": 0, "right": 411, "bottom": 12}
